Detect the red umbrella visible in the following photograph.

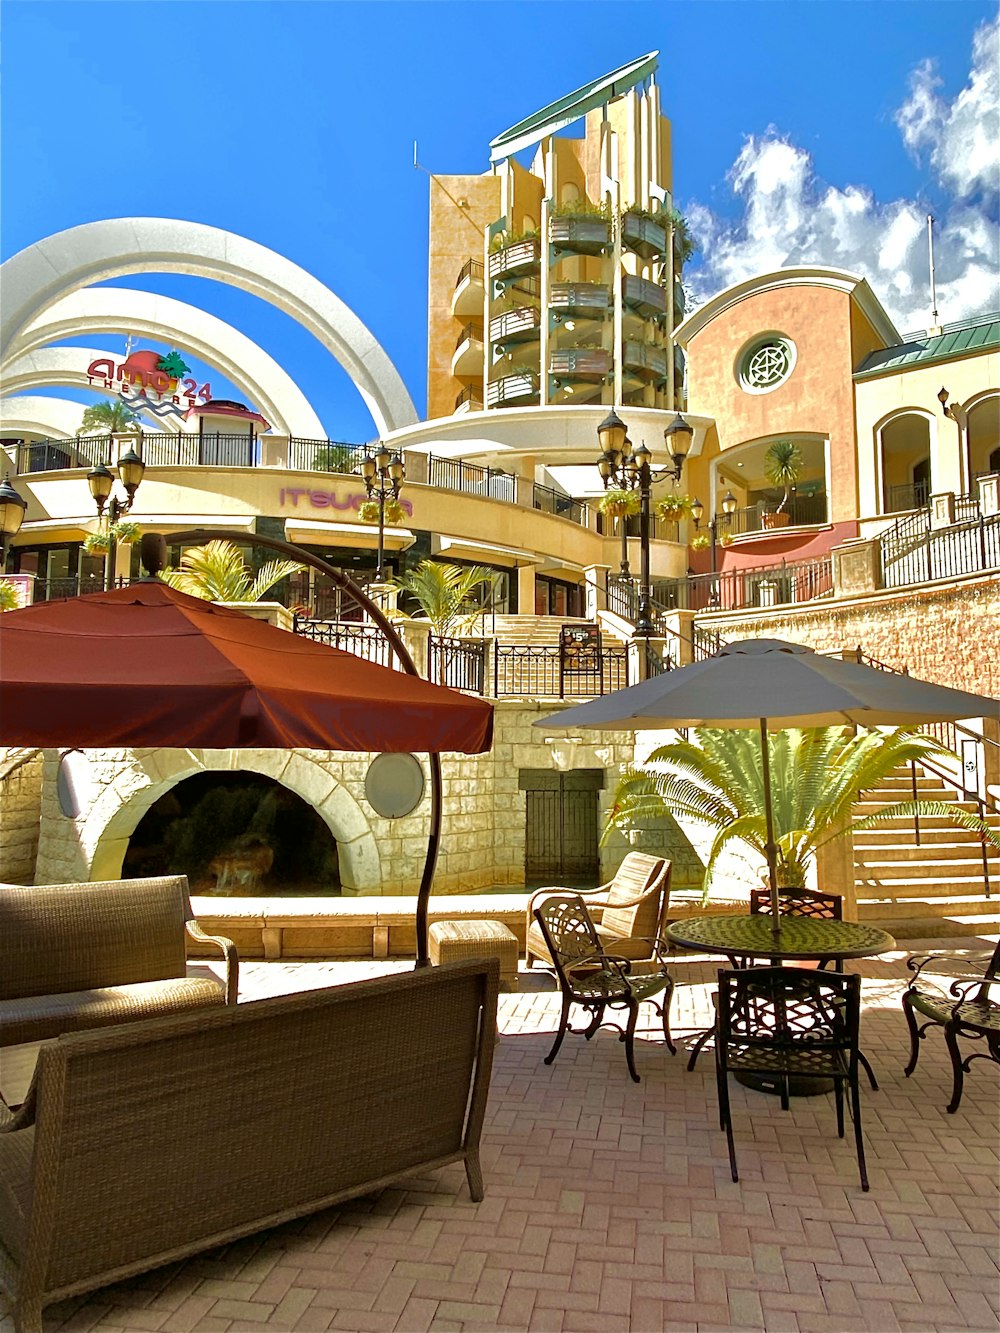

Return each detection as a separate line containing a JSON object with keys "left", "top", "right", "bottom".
{"left": 0, "top": 579, "right": 493, "bottom": 753}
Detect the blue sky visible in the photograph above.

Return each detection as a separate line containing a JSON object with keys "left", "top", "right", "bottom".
{"left": 3, "top": 0, "right": 998, "bottom": 442}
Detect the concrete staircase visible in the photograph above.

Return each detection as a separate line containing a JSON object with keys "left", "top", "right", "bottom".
{"left": 489, "top": 615, "right": 628, "bottom": 650}
{"left": 854, "top": 768, "right": 1000, "bottom": 938}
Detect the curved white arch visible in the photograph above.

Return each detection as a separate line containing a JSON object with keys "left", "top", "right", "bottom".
{"left": 0, "top": 395, "right": 98, "bottom": 440}
{"left": 2, "top": 348, "right": 186, "bottom": 432}
{"left": 15, "top": 288, "right": 325, "bottom": 438}
{"left": 1, "top": 218, "right": 418, "bottom": 435}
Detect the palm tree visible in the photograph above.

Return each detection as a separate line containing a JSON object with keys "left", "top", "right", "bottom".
{"left": 392, "top": 560, "right": 496, "bottom": 637}
{"left": 606, "top": 726, "right": 998, "bottom": 900}
{"left": 77, "top": 398, "right": 140, "bottom": 436}
{"left": 163, "top": 540, "right": 302, "bottom": 603}
{"left": 763, "top": 440, "right": 803, "bottom": 516}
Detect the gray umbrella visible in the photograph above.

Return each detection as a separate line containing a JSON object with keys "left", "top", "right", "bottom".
{"left": 536, "top": 638, "right": 999, "bottom": 920}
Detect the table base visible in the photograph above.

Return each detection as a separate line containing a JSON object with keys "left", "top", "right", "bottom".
{"left": 735, "top": 1070, "right": 834, "bottom": 1097}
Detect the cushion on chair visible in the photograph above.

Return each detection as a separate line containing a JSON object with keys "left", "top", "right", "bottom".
{"left": 0, "top": 977, "right": 225, "bottom": 1048}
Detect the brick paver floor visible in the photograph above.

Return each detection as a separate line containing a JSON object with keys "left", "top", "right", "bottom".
{"left": 2, "top": 937, "right": 998, "bottom": 1333}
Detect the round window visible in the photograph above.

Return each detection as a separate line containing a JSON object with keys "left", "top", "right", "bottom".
{"left": 738, "top": 336, "right": 796, "bottom": 394}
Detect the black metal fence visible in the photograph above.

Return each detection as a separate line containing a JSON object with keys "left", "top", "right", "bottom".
{"left": 429, "top": 637, "right": 487, "bottom": 693}
{"left": 494, "top": 644, "right": 629, "bottom": 697}
{"left": 881, "top": 511, "right": 1000, "bottom": 588}
{"left": 654, "top": 556, "right": 833, "bottom": 613}
{"left": 286, "top": 439, "right": 367, "bottom": 474}
{"left": 533, "top": 484, "right": 588, "bottom": 525}
{"left": 16, "top": 437, "right": 113, "bottom": 472}
{"left": 426, "top": 455, "right": 517, "bottom": 502}
{"left": 292, "top": 617, "right": 393, "bottom": 668}
{"left": 721, "top": 494, "right": 829, "bottom": 536}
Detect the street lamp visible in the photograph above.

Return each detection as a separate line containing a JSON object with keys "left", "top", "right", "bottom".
{"left": 0, "top": 473, "right": 27, "bottom": 570}
{"left": 597, "top": 409, "right": 693, "bottom": 637}
{"left": 360, "top": 443, "right": 405, "bottom": 581}
{"left": 690, "top": 490, "right": 738, "bottom": 605}
{"left": 87, "top": 445, "right": 145, "bottom": 591}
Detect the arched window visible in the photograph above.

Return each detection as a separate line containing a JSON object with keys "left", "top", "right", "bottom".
{"left": 879, "top": 414, "right": 932, "bottom": 513}
{"left": 967, "top": 396, "right": 1000, "bottom": 482}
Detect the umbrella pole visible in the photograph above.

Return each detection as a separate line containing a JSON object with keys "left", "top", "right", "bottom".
{"left": 415, "top": 755, "right": 443, "bottom": 969}
{"left": 759, "top": 717, "right": 782, "bottom": 929}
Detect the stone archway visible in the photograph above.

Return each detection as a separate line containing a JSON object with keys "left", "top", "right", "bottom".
{"left": 0, "top": 218, "right": 418, "bottom": 436}
{"left": 82, "top": 750, "right": 382, "bottom": 893}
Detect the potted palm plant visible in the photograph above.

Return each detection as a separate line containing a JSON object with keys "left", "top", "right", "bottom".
{"left": 761, "top": 440, "right": 802, "bottom": 528}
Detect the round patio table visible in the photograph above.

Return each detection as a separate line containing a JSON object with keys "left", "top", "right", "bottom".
{"left": 666, "top": 914, "right": 896, "bottom": 1096}
{"left": 666, "top": 914, "right": 895, "bottom": 966}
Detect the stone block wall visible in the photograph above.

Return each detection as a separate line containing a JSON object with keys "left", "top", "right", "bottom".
{"left": 702, "top": 574, "right": 1000, "bottom": 696}
{"left": 0, "top": 749, "right": 42, "bottom": 884}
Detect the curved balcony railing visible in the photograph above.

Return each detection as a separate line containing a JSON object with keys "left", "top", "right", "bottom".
{"left": 454, "top": 385, "right": 484, "bottom": 413}
{"left": 623, "top": 274, "right": 667, "bottom": 320}
{"left": 549, "top": 215, "right": 610, "bottom": 256}
{"left": 550, "top": 282, "right": 610, "bottom": 318}
{"left": 549, "top": 348, "right": 610, "bottom": 382}
{"left": 455, "top": 258, "right": 484, "bottom": 288}
{"left": 622, "top": 340, "right": 668, "bottom": 380}
{"left": 486, "top": 372, "right": 539, "bottom": 408}
{"left": 621, "top": 212, "right": 667, "bottom": 259}
{"left": 454, "top": 321, "right": 484, "bottom": 351}
{"left": 488, "top": 238, "right": 541, "bottom": 282}
{"left": 489, "top": 307, "right": 540, "bottom": 347}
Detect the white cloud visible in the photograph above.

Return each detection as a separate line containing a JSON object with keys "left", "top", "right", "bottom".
{"left": 686, "top": 16, "right": 1000, "bottom": 332}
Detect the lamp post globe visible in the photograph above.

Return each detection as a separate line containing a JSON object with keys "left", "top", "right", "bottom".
{"left": 0, "top": 474, "right": 27, "bottom": 570}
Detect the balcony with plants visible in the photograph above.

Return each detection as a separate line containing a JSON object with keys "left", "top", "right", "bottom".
{"left": 549, "top": 282, "right": 610, "bottom": 319}
{"left": 623, "top": 273, "right": 668, "bottom": 322}
{"left": 487, "top": 230, "right": 541, "bottom": 282}
{"left": 549, "top": 199, "right": 612, "bottom": 258}
{"left": 621, "top": 206, "right": 668, "bottom": 260}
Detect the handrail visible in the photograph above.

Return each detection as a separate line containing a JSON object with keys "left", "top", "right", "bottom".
{"left": 455, "top": 258, "right": 484, "bottom": 287}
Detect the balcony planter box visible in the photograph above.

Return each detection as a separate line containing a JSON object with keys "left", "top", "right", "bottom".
{"left": 622, "top": 212, "right": 667, "bottom": 258}
{"left": 761, "top": 511, "right": 791, "bottom": 530}
{"left": 549, "top": 216, "right": 610, "bottom": 255}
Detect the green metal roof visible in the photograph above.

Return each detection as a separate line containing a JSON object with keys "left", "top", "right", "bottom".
{"left": 855, "top": 314, "right": 1000, "bottom": 378}
{"left": 489, "top": 52, "right": 658, "bottom": 165}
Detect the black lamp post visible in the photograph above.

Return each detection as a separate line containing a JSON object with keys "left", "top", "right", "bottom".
{"left": 360, "top": 443, "right": 405, "bottom": 582}
{"left": 87, "top": 446, "right": 145, "bottom": 591}
{"left": 690, "top": 490, "right": 738, "bottom": 605}
{"left": 597, "top": 410, "right": 693, "bottom": 637}
{"left": 0, "top": 473, "right": 27, "bottom": 571}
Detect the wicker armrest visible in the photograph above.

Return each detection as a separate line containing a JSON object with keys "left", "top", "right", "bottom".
{"left": 185, "top": 921, "right": 239, "bottom": 1004}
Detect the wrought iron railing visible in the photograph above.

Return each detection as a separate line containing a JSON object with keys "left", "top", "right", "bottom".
{"left": 722, "top": 494, "right": 828, "bottom": 535}
{"left": 292, "top": 616, "right": 392, "bottom": 668}
{"left": 426, "top": 455, "right": 517, "bottom": 501}
{"left": 429, "top": 636, "right": 486, "bottom": 693}
{"left": 454, "top": 386, "right": 484, "bottom": 412}
{"left": 16, "top": 436, "right": 113, "bottom": 473}
{"left": 494, "top": 644, "right": 629, "bottom": 698}
{"left": 455, "top": 258, "right": 484, "bottom": 288}
{"left": 533, "top": 484, "right": 588, "bottom": 525}
{"left": 287, "top": 438, "right": 367, "bottom": 474}
{"left": 455, "top": 321, "right": 484, "bottom": 351}
{"left": 881, "top": 511, "right": 1000, "bottom": 588}
{"left": 654, "top": 556, "right": 833, "bottom": 613}
{"left": 886, "top": 481, "right": 930, "bottom": 514}
{"left": 595, "top": 512, "right": 680, "bottom": 542}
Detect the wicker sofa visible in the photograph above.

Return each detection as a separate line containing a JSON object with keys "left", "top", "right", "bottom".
{"left": 0, "top": 958, "right": 499, "bottom": 1333}
{"left": 0, "top": 876, "right": 238, "bottom": 1051}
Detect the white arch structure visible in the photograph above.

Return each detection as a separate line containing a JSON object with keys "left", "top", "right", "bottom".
{"left": 2, "top": 348, "right": 186, "bottom": 432}
{"left": 0, "top": 395, "right": 96, "bottom": 440}
{"left": 1, "top": 218, "right": 418, "bottom": 436}
{"left": 13, "top": 288, "right": 326, "bottom": 438}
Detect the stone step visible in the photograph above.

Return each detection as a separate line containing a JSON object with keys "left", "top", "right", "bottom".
{"left": 854, "top": 827, "right": 994, "bottom": 845}
{"left": 856, "top": 891, "right": 997, "bottom": 916}
{"left": 859, "top": 911, "right": 1000, "bottom": 940}
{"left": 854, "top": 853, "right": 1000, "bottom": 874}
{"left": 853, "top": 800, "right": 985, "bottom": 817}
{"left": 855, "top": 867, "right": 994, "bottom": 889}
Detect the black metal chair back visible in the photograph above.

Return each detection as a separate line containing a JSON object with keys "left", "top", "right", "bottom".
{"left": 715, "top": 966, "right": 868, "bottom": 1190}
{"left": 532, "top": 893, "right": 675, "bottom": 1082}
{"left": 749, "top": 887, "right": 842, "bottom": 920}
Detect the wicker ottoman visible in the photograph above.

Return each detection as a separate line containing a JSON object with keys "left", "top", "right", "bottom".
{"left": 428, "top": 920, "right": 519, "bottom": 990}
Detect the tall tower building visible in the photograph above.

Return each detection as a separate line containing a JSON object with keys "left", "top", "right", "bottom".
{"left": 426, "top": 53, "right": 688, "bottom": 421}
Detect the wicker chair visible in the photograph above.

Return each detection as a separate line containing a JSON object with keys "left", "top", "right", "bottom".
{"left": 0, "top": 876, "right": 237, "bottom": 1053}
{"left": 525, "top": 852, "right": 671, "bottom": 969}
{"left": 714, "top": 966, "right": 869, "bottom": 1190}
{"left": 902, "top": 940, "right": 1000, "bottom": 1112}
{"left": 532, "top": 893, "right": 675, "bottom": 1082}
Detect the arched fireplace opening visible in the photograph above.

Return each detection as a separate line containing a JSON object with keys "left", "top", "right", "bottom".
{"left": 122, "top": 772, "right": 341, "bottom": 896}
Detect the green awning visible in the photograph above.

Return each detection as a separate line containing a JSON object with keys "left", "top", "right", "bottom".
{"left": 489, "top": 52, "right": 659, "bottom": 165}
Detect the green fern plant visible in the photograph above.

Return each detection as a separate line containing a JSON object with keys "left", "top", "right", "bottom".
{"left": 606, "top": 726, "right": 999, "bottom": 901}
{"left": 597, "top": 489, "right": 640, "bottom": 522}
{"left": 162, "top": 540, "right": 302, "bottom": 603}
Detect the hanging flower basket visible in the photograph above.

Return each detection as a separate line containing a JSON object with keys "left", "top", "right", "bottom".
{"left": 597, "top": 489, "right": 640, "bottom": 522}
{"left": 83, "top": 532, "right": 112, "bottom": 556}
{"left": 111, "top": 520, "right": 141, "bottom": 545}
{"left": 656, "top": 493, "right": 694, "bottom": 522}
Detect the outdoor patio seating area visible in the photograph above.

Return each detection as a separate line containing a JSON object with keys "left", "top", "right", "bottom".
{"left": 2, "top": 934, "right": 996, "bottom": 1333}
